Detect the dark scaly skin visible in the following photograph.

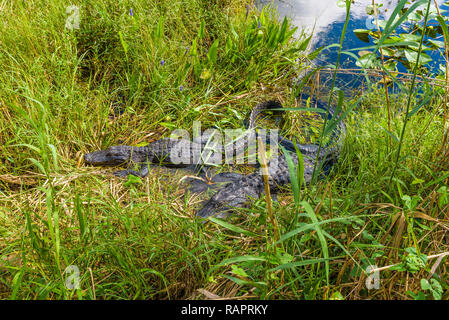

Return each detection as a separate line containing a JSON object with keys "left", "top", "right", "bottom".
{"left": 84, "top": 98, "right": 346, "bottom": 219}
{"left": 84, "top": 101, "right": 283, "bottom": 176}
{"left": 196, "top": 154, "right": 315, "bottom": 219}
{"left": 195, "top": 98, "right": 345, "bottom": 218}
{"left": 84, "top": 138, "right": 204, "bottom": 177}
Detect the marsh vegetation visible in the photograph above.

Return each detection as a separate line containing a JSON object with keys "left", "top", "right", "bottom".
{"left": 0, "top": 0, "right": 448, "bottom": 300}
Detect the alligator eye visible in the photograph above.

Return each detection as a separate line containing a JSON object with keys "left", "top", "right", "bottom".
{"left": 107, "top": 146, "right": 119, "bottom": 155}
{"left": 105, "top": 150, "right": 118, "bottom": 159}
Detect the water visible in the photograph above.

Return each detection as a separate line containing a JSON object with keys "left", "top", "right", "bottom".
{"left": 259, "top": 0, "right": 449, "bottom": 90}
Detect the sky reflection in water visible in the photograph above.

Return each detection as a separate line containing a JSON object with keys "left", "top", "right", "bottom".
{"left": 259, "top": 0, "right": 449, "bottom": 89}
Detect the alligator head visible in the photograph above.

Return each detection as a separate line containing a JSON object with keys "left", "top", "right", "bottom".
{"left": 84, "top": 145, "right": 134, "bottom": 166}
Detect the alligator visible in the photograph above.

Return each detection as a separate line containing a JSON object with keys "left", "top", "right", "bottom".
{"left": 84, "top": 95, "right": 346, "bottom": 219}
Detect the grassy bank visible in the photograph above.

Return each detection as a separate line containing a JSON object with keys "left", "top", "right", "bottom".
{"left": 0, "top": 0, "right": 448, "bottom": 300}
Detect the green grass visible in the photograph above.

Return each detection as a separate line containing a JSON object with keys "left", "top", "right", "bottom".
{"left": 0, "top": 0, "right": 448, "bottom": 300}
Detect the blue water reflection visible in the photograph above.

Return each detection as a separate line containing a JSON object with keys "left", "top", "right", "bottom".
{"left": 259, "top": 0, "right": 449, "bottom": 89}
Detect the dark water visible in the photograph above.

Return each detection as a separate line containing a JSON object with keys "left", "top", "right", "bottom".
{"left": 259, "top": 0, "right": 449, "bottom": 90}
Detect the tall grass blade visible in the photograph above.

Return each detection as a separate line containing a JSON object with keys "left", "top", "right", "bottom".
{"left": 389, "top": 0, "right": 432, "bottom": 185}
{"left": 208, "top": 217, "right": 259, "bottom": 237}
{"left": 300, "top": 201, "right": 329, "bottom": 285}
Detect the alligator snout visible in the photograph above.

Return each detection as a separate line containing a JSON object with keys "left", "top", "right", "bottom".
{"left": 84, "top": 151, "right": 108, "bottom": 165}
{"left": 84, "top": 145, "right": 135, "bottom": 166}
{"left": 84, "top": 150, "right": 121, "bottom": 166}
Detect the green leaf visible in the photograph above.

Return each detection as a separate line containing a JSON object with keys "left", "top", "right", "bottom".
{"left": 190, "top": 37, "right": 198, "bottom": 56}
{"left": 330, "top": 291, "right": 344, "bottom": 300}
{"left": 375, "top": 0, "right": 427, "bottom": 50}
{"left": 219, "top": 255, "right": 268, "bottom": 266}
{"left": 420, "top": 278, "right": 431, "bottom": 290}
{"left": 280, "top": 146, "right": 300, "bottom": 205}
{"left": 295, "top": 141, "right": 305, "bottom": 200}
{"left": 267, "top": 24, "right": 279, "bottom": 48}
{"left": 437, "top": 186, "right": 449, "bottom": 207}
{"left": 223, "top": 275, "right": 267, "bottom": 289}
{"left": 207, "top": 39, "right": 219, "bottom": 65}
{"left": 427, "top": 39, "right": 444, "bottom": 49}
{"left": 400, "top": 34, "right": 421, "bottom": 42}
{"left": 301, "top": 201, "right": 329, "bottom": 285}
{"left": 208, "top": 217, "right": 259, "bottom": 237}
{"left": 14, "top": 143, "right": 41, "bottom": 154}
{"left": 299, "top": 35, "right": 312, "bottom": 51}
{"left": 28, "top": 158, "right": 47, "bottom": 175}
{"left": 408, "top": 290, "right": 427, "bottom": 300}
{"left": 278, "top": 16, "right": 289, "bottom": 44}
{"left": 135, "top": 142, "right": 150, "bottom": 147}
{"left": 225, "top": 35, "right": 233, "bottom": 53}
{"left": 198, "top": 19, "right": 205, "bottom": 38}
{"left": 259, "top": 7, "right": 266, "bottom": 26}
{"left": 404, "top": 49, "right": 432, "bottom": 66}
{"left": 282, "top": 26, "right": 298, "bottom": 45}
{"left": 156, "top": 16, "right": 164, "bottom": 39}
{"left": 159, "top": 122, "right": 177, "bottom": 130}
{"left": 380, "top": 47, "right": 396, "bottom": 57}
{"left": 11, "top": 269, "right": 25, "bottom": 300}
{"left": 231, "top": 265, "right": 249, "bottom": 278}
{"left": 437, "top": 16, "right": 449, "bottom": 47}
{"left": 354, "top": 29, "right": 371, "bottom": 43}
{"left": 269, "top": 257, "right": 335, "bottom": 272}
{"left": 429, "top": 279, "right": 443, "bottom": 300}
{"left": 278, "top": 252, "right": 294, "bottom": 265}
{"left": 47, "top": 144, "right": 58, "bottom": 171}
{"left": 356, "top": 52, "right": 378, "bottom": 68}
{"left": 124, "top": 174, "right": 142, "bottom": 187}
{"left": 118, "top": 31, "right": 128, "bottom": 56}
{"left": 412, "top": 178, "right": 425, "bottom": 185}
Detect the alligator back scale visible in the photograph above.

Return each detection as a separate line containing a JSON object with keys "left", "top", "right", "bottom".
{"left": 84, "top": 96, "right": 346, "bottom": 219}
